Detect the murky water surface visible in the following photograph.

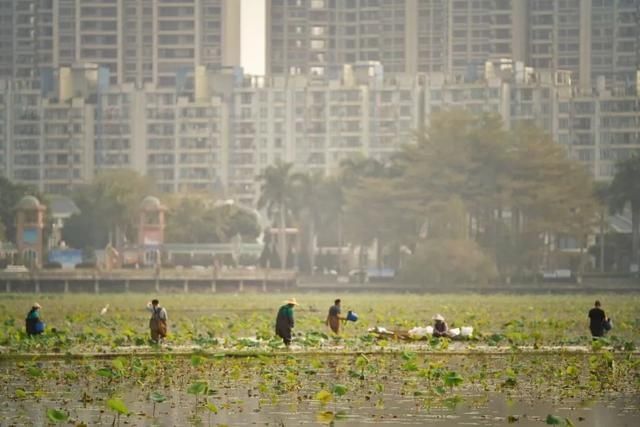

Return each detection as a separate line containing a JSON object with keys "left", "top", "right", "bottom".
{"left": 1, "top": 354, "right": 638, "bottom": 426}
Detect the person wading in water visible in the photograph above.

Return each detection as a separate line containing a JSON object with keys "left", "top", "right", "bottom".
{"left": 146, "top": 299, "right": 168, "bottom": 344}
{"left": 588, "top": 300, "right": 609, "bottom": 340}
{"left": 326, "top": 298, "right": 346, "bottom": 335}
{"left": 275, "top": 298, "right": 298, "bottom": 346}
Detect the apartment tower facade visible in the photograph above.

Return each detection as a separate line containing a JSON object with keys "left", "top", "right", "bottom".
{"left": 0, "top": 0, "right": 241, "bottom": 87}
{"left": 267, "top": 0, "right": 639, "bottom": 89}
{"left": 266, "top": 0, "right": 414, "bottom": 76}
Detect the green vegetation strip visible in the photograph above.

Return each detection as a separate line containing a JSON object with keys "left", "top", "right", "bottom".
{"left": 1, "top": 293, "right": 638, "bottom": 356}
{"left": 2, "top": 347, "right": 639, "bottom": 361}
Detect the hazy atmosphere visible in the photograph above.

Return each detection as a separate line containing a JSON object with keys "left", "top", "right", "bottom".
{"left": 241, "top": 0, "right": 266, "bottom": 75}
{"left": 0, "top": 0, "right": 638, "bottom": 425}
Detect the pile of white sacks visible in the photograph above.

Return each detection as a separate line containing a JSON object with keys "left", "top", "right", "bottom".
{"left": 407, "top": 326, "right": 474, "bottom": 339}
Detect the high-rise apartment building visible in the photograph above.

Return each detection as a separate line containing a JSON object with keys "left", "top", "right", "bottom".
{"left": 444, "top": 0, "right": 525, "bottom": 78}
{"left": 229, "top": 63, "right": 420, "bottom": 203}
{"left": 267, "top": 0, "right": 639, "bottom": 90}
{"left": 588, "top": 0, "right": 640, "bottom": 89}
{"left": 0, "top": 74, "right": 95, "bottom": 195}
{"left": 266, "top": 0, "right": 414, "bottom": 76}
{"left": 90, "top": 67, "right": 231, "bottom": 194}
{"left": 0, "top": 0, "right": 55, "bottom": 82}
{"left": 0, "top": 0, "right": 241, "bottom": 87}
{"left": 528, "top": 0, "right": 580, "bottom": 75}
{"left": 556, "top": 81, "right": 640, "bottom": 180}
{"left": 1, "top": 60, "right": 638, "bottom": 197}
{"left": 416, "top": 0, "right": 448, "bottom": 74}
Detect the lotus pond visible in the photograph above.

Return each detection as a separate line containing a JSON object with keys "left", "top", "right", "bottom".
{"left": 0, "top": 293, "right": 639, "bottom": 352}
{"left": 1, "top": 351, "right": 639, "bottom": 426}
{"left": 0, "top": 293, "right": 638, "bottom": 425}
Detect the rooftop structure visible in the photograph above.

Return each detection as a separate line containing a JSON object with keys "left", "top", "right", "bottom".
{"left": 267, "top": 0, "right": 640, "bottom": 91}
{"left": 1, "top": 62, "right": 638, "bottom": 200}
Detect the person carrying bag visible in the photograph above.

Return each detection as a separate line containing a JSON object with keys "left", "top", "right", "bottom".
{"left": 146, "top": 299, "right": 168, "bottom": 343}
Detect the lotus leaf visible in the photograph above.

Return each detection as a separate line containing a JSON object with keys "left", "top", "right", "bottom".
{"left": 331, "top": 384, "right": 347, "bottom": 397}
{"left": 149, "top": 391, "right": 166, "bottom": 403}
{"left": 315, "top": 389, "right": 332, "bottom": 405}
{"left": 107, "top": 397, "right": 129, "bottom": 415}
{"left": 187, "top": 381, "right": 209, "bottom": 396}
{"left": 46, "top": 408, "right": 68, "bottom": 423}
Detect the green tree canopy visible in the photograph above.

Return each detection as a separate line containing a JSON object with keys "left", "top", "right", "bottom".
{"left": 256, "top": 161, "right": 297, "bottom": 269}
{"left": 608, "top": 154, "right": 640, "bottom": 267}
{"left": 0, "top": 176, "right": 41, "bottom": 243}
{"left": 63, "top": 169, "right": 154, "bottom": 249}
{"left": 252, "top": 112, "right": 601, "bottom": 279}
{"left": 164, "top": 194, "right": 260, "bottom": 244}
{"left": 340, "top": 111, "right": 600, "bottom": 279}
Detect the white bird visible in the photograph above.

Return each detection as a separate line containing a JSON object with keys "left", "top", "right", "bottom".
{"left": 100, "top": 304, "right": 110, "bottom": 316}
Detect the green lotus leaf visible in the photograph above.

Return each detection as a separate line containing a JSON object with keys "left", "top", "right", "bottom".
{"left": 107, "top": 397, "right": 130, "bottom": 415}
{"left": 332, "top": 384, "right": 347, "bottom": 397}
{"left": 149, "top": 391, "right": 167, "bottom": 403}
{"left": 46, "top": 408, "right": 69, "bottom": 423}
{"left": 187, "top": 381, "right": 208, "bottom": 396}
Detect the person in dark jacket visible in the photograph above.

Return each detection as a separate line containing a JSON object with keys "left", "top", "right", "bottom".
{"left": 432, "top": 314, "right": 450, "bottom": 338}
{"left": 275, "top": 298, "right": 298, "bottom": 346}
{"left": 25, "top": 303, "right": 44, "bottom": 336}
{"left": 588, "top": 300, "right": 608, "bottom": 339}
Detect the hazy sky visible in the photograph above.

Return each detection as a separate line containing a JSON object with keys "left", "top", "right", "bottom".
{"left": 241, "top": 0, "right": 266, "bottom": 75}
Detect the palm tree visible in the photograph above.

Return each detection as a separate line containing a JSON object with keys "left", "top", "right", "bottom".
{"left": 339, "top": 156, "right": 391, "bottom": 272}
{"left": 339, "top": 156, "right": 386, "bottom": 188}
{"left": 593, "top": 182, "right": 610, "bottom": 273}
{"left": 257, "top": 161, "right": 296, "bottom": 270}
{"left": 608, "top": 155, "right": 640, "bottom": 269}
{"left": 290, "top": 171, "right": 338, "bottom": 273}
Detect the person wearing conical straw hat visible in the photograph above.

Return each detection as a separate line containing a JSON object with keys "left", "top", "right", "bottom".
{"left": 25, "top": 303, "right": 44, "bottom": 336}
{"left": 275, "top": 297, "right": 298, "bottom": 346}
{"left": 432, "top": 313, "right": 449, "bottom": 338}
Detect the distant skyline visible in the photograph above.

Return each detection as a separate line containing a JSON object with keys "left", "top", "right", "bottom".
{"left": 241, "top": 0, "right": 266, "bottom": 75}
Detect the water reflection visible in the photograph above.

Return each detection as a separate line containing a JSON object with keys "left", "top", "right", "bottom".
{"left": 1, "top": 354, "right": 638, "bottom": 426}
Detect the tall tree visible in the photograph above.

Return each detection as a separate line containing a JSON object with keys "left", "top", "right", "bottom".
{"left": 0, "top": 176, "right": 40, "bottom": 243}
{"left": 340, "top": 157, "right": 412, "bottom": 271}
{"left": 593, "top": 182, "right": 610, "bottom": 273}
{"left": 339, "top": 155, "right": 387, "bottom": 187}
{"left": 343, "top": 176, "right": 404, "bottom": 270}
{"left": 256, "top": 161, "right": 296, "bottom": 270}
{"left": 164, "top": 195, "right": 261, "bottom": 244}
{"left": 314, "top": 175, "right": 345, "bottom": 247}
{"left": 62, "top": 187, "right": 108, "bottom": 250}
{"left": 289, "top": 171, "right": 327, "bottom": 273}
{"left": 401, "top": 197, "right": 497, "bottom": 285}
{"left": 509, "top": 125, "right": 599, "bottom": 274}
{"left": 63, "top": 169, "right": 154, "bottom": 249}
{"left": 608, "top": 155, "right": 640, "bottom": 269}
{"left": 164, "top": 195, "right": 226, "bottom": 244}
{"left": 225, "top": 206, "right": 261, "bottom": 242}
{"left": 394, "top": 111, "right": 513, "bottom": 270}
{"left": 383, "top": 111, "right": 597, "bottom": 278}
{"left": 393, "top": 111, "right": 513, "bottom": 256}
